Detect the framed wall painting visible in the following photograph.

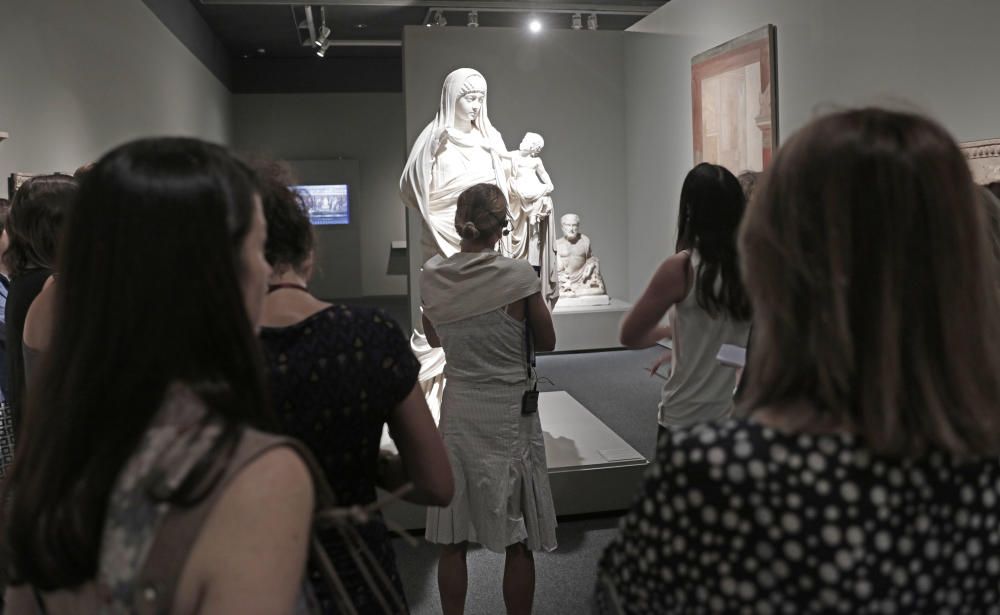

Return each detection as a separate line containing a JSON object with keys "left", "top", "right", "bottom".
{"left": 960, "top": 138, "right": 1000, "bottom": 184}
{"left": 692, "top": 25, "right": 778, "bottom": 174}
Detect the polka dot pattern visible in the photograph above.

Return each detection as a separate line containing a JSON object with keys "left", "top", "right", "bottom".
{"left": 596, "top": 419, "right": 1000, "bottom": 613}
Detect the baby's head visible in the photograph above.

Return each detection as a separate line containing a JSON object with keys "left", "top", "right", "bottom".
{"left": 519, "top": 132, "right": 544, "bottom": 155}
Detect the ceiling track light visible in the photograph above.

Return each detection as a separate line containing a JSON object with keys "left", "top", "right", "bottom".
{"left": 316, "top": 39, "right": 331, "bottom": 57}
{"left": 571, "top": 13, "right": 582, "bottom": 30}
{"left": 587, "top": 13, "right": 598, "bottom": 30}
{"left": 314, "top": 25, "right": 331, "bottom": 47}
{"left": 313, "top": 6, "right": 330, "bottom": 47}
{"left": 467, "top": 10, "right": 478, "bottom": 28}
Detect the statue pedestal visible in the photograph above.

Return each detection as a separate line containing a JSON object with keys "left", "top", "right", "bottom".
{"left": 550, "top": 298, "right": 631, "bottom": 351}
{"left": 554, "top": 294, "right": 611, "bottom": 308}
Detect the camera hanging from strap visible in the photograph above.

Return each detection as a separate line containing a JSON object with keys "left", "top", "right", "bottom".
{"left": 521, "top": 296, "right": 539, "bottom": 415}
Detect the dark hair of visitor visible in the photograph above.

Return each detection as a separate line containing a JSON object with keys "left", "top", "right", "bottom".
{"left": 3, "top": 174, "right": 77, "bottom": 276}
{"left": 455, "top": 183, "right": 507, "bottom": 241}
{"left": 674, "top": 162, "right": 751, "bottom": 320}
{"left": 3, "top": 137, "right": 272, "bottom": 590}
{"left": 738, "top": 107, "right": 1000, "bottom": 459}
{"left": 253, "top": 159, "right": 314, "bottom": 272}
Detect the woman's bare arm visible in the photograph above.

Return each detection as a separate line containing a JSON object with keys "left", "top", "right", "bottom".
{"left": 384, "top": 384, "right": 454, "bottom": 506}
{"left": 176, "top": 446, "right": 314, "bottom": 615}
{"left": 619, "top": 252, "right": 690, "bottom": 349}
{"left": 525, "top": 292, "right": 556, "bottom": 351}
{"left": 23, "top": 275, "right": 56, "bottom": 352}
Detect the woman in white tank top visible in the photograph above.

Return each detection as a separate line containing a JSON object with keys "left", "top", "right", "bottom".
{"left": 620, "top": 163, "right": 752, "bottom": 437}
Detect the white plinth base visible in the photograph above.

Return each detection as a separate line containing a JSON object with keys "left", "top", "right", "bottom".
{"left": 550, "top": 298, "right": 631, "bottom": 351}
{"left": 554, "top": 294, "right": 611, "bottom": 309}
{"left": 382, "top": 391, "right": 647, "bottom": 530}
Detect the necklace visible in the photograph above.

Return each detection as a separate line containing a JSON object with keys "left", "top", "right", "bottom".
{"left": 267, "top": 282, "right": 310, "bottom": 294}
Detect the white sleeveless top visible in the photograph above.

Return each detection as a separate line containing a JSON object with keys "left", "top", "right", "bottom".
{"left": 659, "top": 251, "right": 751, "bottom": 428}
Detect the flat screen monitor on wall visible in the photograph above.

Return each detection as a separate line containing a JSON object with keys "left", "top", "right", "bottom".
{"left": 292, "top": 184, "right": 350, "bottom": 225}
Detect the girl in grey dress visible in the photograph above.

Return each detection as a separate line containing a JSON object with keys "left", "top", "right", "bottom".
{"left": 421, "top": 183, "right": 557, "bottom": 615}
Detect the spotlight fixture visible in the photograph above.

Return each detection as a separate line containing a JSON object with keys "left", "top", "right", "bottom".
{"left": 467, "top": 10, "right": 479, "bottom": 28}
{"left": 314, "top": 25, "right": 331, "bottom": 47}
{"left": 587, "top": 13, "right": 598, "bottom": 30}
{"left": 433, "top": 10, "right": 447, "bottom": 27}
{"left": 571, "top": 13, "right": 582, "bottom": 30}
{"left": 529, "top": 19, "right": 542, "bottom": 33}
{"left": 316, "top": 40, "right": 331, "bottom": 57}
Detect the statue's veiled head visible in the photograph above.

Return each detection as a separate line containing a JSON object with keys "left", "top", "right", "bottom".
{"left": 440, "top": 68, "right": 489, "bottom": 128}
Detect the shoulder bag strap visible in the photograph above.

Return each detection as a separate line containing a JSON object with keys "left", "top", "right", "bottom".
{"left": 132, "top": 430, "right": 312, "bottom": 614}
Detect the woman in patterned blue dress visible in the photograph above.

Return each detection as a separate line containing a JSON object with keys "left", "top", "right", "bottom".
{"left": 254, "top": 161, "right": 453, "bottom": 614}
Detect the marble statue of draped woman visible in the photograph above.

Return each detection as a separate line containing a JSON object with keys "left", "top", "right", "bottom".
{"left": 399, "top": 68, "right": 511, "bottom": 419}
{"left": 401, "top": 68, "right": 510, "bottom": 262}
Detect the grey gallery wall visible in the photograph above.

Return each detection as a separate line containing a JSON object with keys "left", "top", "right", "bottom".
{"left": 624, "top": 0, "right": 1000, "bottom": 300}
{"left": 402, "top": 26, "right": 628, "bottom": 325}
{"left": 232, "top": 93, "right": 409, "bottom": 299}
{"left": 0, "top": 0, "right": 230, "bottom": 197}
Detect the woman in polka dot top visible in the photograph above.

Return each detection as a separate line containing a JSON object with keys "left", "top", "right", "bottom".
{"left": 597, "top": 108, "right": 1000, "bottom": 613}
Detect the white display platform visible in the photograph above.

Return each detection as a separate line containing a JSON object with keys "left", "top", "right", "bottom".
{"left": 555, "top": 294, "right": 611, "bottom": 308}
{"left": 551, "top": 298, "right": 632, "bottom": 351}
{"left": 382, "top": 390, "right": 648, "bottom": 530}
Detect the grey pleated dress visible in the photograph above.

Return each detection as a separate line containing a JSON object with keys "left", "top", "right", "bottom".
{"left": 423, "top": 266, "right": 558, "bottom": 553}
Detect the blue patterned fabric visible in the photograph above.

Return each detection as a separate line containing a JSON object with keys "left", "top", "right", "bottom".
{"left": 260, "top": 305, "right": 419, "bottom": 614}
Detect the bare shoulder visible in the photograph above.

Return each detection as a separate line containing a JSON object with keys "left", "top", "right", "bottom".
{"left": 649, "top": 252, "right": 691, "bottom": 296}
{"left": 24, "top": 275, "right": 57, "bottom": 350}
{"left": 197, "top": 443, "right": 313, "bottom": 542}
{"left": 174, "top": 444, "right": 314, "bottom": 614}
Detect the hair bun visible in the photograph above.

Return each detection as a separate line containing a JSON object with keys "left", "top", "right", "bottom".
{"left": 459, "top": 221, "right": 480, "bottom": 240}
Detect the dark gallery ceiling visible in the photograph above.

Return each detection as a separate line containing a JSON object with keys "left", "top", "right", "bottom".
{"left": 179, "top": 0, "right": 669, "bottom": 92}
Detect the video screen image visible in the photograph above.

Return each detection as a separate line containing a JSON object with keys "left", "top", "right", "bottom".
{"left": 292, "top": 184, "right": 350, "bottom": 225}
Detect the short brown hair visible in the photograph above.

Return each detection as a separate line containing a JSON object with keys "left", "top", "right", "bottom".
{"left": 4, "top": 174, "right": 77, "bottom": 275}
{"left": 253, "top": 159, "right": 314, "bottom": 272}
{"left": 739, "top": 108, "right": 1000, "bottom": 458}
{"left": 454, "top": 183, "right": 507, "bottom": 241}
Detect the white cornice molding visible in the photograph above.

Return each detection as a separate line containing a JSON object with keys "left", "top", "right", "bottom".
{"left": 961, "top": 138, "right": 1000, "bottom": 184}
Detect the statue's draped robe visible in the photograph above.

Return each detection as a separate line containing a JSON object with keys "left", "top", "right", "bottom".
{"left": 399, "top": 69, "right": 508, "bottom": 422}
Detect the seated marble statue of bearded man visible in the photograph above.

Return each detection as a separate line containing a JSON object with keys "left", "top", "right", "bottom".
{"left": 556, "top": 213, "right": 607, "bottom": 298}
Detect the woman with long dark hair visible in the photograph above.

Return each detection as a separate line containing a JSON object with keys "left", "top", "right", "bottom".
{"left": 620, "top": 162, "right": 751, "bottom": 433}
{"left": 598, "top": 108, "right": 1000, "bottom": 613}
{"left": 3, "top": 174, "right": 77, "bottom": 432}
{"left": 3, "top": 138, "right": 314, "bottom": 613}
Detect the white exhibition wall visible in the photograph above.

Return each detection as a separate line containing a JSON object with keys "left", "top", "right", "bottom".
{"left": 231, "top": 93, "right": 409, "bottom": 298}
{"left": 402, "top": 26, "right": 627, "bottom": 325}
{"left": 0, "top": 0, "right": 231, "bottom": 196}
{"left": 625, "top": 0, "right": 1000, "bottom": 300}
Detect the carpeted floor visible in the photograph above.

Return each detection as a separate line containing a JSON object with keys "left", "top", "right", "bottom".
{"left": 392, "top": 345, "right": 667, "bottom": 614}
